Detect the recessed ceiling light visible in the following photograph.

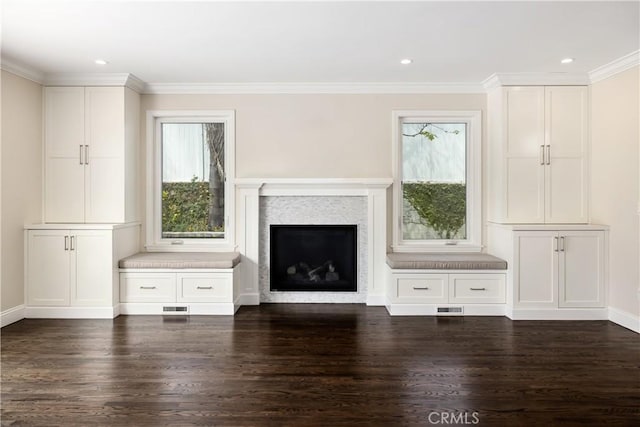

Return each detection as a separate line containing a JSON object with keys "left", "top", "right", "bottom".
{"left": 94, "top": 59, "right": 108, "bottom": 65}
{"left": 561, "top": 58, "right": 574, "bottom": 64}
{"left": 400, "top": 58, "right": 413, "bottom": 65}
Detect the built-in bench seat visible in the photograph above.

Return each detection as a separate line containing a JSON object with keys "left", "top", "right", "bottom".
{"left": 118, "top": 252, "right": 241, "bottom": 316}
{"left": 386, "top": 252, "right": 507, "bottom": 270}
{"left": 385, "top": 252, "right": 508, "bottom": 316}
{"left": 119, "top": 251, "right": 241, "bottom": 269}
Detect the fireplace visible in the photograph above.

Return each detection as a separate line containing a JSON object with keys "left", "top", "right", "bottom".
{"left": 269, "top": 225, "right": 357, "bottom": 292}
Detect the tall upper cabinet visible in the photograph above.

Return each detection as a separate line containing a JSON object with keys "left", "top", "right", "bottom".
{"left": 44, "top": 86, "right": 140, "bottom": 223}
{"left": 487, "top": 86, "right": 589, "bottom": 224}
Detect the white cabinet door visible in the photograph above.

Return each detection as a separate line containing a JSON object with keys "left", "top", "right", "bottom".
{"left": 27, "top": 230, "right": 70, "bottom": 306}
{"left": 44, "top": 87, "right": 128, "bottom": 223}
{"left": 559, "top": 231, "right": 605, "bottom": 308}
{"left": 84, "top": 87, "right": 125, "bottom": 223}
{"left": 514, "top": 231, "right": 558, "bottom": 308}
{"left": 72, "top": 231, "right": 113, "bottom": 306}
{"left": 504, "top": 87, "right": 546, "bottom": 223}
{"left": 85, "top": 157, "right": 125, "bottom": 223}
{"left": 44, "top": 87, "right": 86, "bottom": 222}
{"left": 45, "top": 157, "right": 86, "bottom": 223}
{"left": 545, "top": 87, "right": 589, "bottom": 223}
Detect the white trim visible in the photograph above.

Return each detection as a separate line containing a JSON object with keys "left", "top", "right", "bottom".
{"left": 0, "top": 57, "right": 45, "bottom": 84}
{"left": 145, "top": 110, "right": 236, "bottom": 252}
{"left": 119, "top": 302, "right": 236, "bottom": 315}
{"left": 506, "top": 308, "right": 608, "bottom": 320}
{"left": 366, "top": 295, "right": 387, "bottom": 306}
{"left": 608, "top": 307, "right": 640, "bottom": 334}
{"left": 391, "top": 110, "right": 482, "bottom": 252}
{"left": 1, "top": 305, "right": 26, "bottom": 327}
{"left": 24, "top": 306, "right": 118, "bottom": 319}
{"left": 482, "top": 72, "right": 590, "bottom": 89}
{"left": 143, "top": 82, "right": 485, "bottom": 95}
{"left": 234, "top": 178, "right": 393, "bottom": 197}
{"left": 235, "top": 293, "right": 260, "bottom": 306}
{"left": 589, "top": 50, "right": 640, "bottom": 84}
{"left": 43, "top": 72, "right": 146, "bottom": 92}
{"left": 386, "top": 304, "right": 506, "bottom": 316}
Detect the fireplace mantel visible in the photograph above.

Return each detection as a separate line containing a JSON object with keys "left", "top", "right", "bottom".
{"left": 235, "top": 178, "right": 392, "bottom": 306}
{"left": 235, "top": 178, "right": 392, "bottom": 196}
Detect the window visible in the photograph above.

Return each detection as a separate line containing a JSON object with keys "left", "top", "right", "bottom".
{"left": 392, "top": 111, "right": 481, "bottom": 251}
{"left": 146, "top": 111, "right": 235, "bottom": 250}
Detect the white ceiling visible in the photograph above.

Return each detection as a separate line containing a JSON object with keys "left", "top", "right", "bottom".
{"left": 2, "top": 0, "right": 639, "bottom": 85}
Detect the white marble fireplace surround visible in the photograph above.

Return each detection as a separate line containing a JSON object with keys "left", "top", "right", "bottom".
{"left": 259, "top": 196, "right": 367, "bottom": 303}
{"left": 235, "top": 179, "right": 392, "bottom": 306}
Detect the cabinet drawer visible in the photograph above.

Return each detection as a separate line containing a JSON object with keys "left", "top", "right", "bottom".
{"left": 120, "top": 273, "right": 176, "bottom": 303}
{"left": 449, "top": 274, "right": 505, "bottom": 304}
{"left": 177, "top": 273, "right": 232, "bottom": 303}
{"left": 394, "top": 275, "right": 448, "bottom": 304}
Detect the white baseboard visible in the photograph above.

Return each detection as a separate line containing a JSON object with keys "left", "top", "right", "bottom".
{"left": 235, "top": 293, "right": 260, "bottom": 306}
{"left": 24, "top": 306, "right": 118, "bottom": 319}
{"left": 1, "top": 304, "right": 25, "bottom": 327}
{"left": 507, "top": 308, "right": 608, "bottom": 320}
{"left": 119, "top": 302, "right": 236, "bottom": 316}
{"left": 366, "top": 294, "right": 386, "bottom": 306}
{"left": 608, "top": 307, "right": 640, "bottom": 333}
{"left": 386, "top": 304, "right": 506, "bottom": 316}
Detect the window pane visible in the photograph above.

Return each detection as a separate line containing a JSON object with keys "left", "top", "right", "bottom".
{"left": 161, "top": 122, "right": 225, "bottom": 239}
{"left": 402, "top": 122, "right": 466, "bottom": 240}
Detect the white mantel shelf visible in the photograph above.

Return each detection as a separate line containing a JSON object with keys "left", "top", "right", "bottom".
{"left": 235, "top": 178, "right": 393, "bottom": 196}
{"left": 234, "top": 178, "right": 391, "bottom": 307}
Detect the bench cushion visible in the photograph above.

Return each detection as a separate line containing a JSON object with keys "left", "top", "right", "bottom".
{"left": 386, "top": 252, "right": 507, "bottom": 270}
{"left": 119, "top": 252, "right": 241, "bottom": 269}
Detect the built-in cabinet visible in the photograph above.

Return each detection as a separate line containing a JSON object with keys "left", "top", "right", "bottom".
{"left": 487, "top": 86, "right": 589, "bottom": 224}
{"left": 487, "top": 224, "right": 607, "bottom": 319}
{"left": 514, "top": 230, "right": 606, "bottom": 309}
{"left": 119, "top": 270, "right": 237, "bottom": 315}
{"left": 25, "top": 224, "right": 140, "bottom": 318}
{"left": 44, "top": 86, "right": 139, "bottom": 223}
{"left": 386, "top": 271, "right": 507, "bottom": 315}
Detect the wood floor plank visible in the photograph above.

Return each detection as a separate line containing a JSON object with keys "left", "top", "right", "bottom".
{"left": 1, "top": 304, "right": 639, "bottom": 426}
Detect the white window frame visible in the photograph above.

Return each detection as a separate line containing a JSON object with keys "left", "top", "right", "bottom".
{"left": 146, "top": 110, "right": 235, "bottom": 251}
{"left": 392, "top": 110, "right": 482, "bottom": 252}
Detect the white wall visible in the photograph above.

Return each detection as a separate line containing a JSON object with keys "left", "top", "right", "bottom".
{"left": 590, "top": 66, "right": 640, "bottom": 320}
{"left": 0, "top": 70, "right": 43, "bottom": 312}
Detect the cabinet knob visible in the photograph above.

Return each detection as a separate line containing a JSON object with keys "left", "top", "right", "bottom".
{"left": 412, "top": 286, "right": 430, "bottom": 290}
{"left": 470, "top": 287, "right": 486, "bottom": 291}
{"left": 197, "top": 286, "right": 213, "bottom": 290}
{"left": 140, "top": 286, "right": 157, "bottom": 290}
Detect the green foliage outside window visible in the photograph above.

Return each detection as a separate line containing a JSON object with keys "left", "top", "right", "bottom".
{"left": 403, "top": 182, "right": 466, "bottom": 239}
{"left": 162, "top": 177, "right": 222, "bottom": 233}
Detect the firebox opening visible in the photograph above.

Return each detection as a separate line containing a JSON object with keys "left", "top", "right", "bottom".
{"left": 269, "top": 225, "right": 357, "bottom": 292}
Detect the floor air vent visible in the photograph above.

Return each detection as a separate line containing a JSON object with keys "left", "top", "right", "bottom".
{"left": 437, "top": 307, "right": 463, "bottom": 315}
{"left": 163, "top": 306, "right": 189, "bottom": 314}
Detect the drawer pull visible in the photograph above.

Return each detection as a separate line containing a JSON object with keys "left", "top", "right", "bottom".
{"left": 470, "top": 287, "right": 486, "bottom": 291}
{"left": 412, "top": 286, "right": 430, "bottom": 290}
{"left": 140, "top": 286, "right": 157, "bottom": 290}
{"left": 197, "top": 286, "right": 213, "bottom": 290}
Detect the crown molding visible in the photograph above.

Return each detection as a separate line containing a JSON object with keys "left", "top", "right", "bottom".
{"left": 142, "top": 81, "right": 485, "bottom": 95}
{"left": 589, "top": 50, "right": 640, "bottom": 84}
{"left": 482, "top": 72, "right": 590, "bottom": 89}
{"left": 44, "top": 72, "right": 146, "bottom": 92}
{"left": 0, "top": 57, "right": 45, "bottom": 84}
{"left": 124, "top": 74, "right": 147, "bottom": 93}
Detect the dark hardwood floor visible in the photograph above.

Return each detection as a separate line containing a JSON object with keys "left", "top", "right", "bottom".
{"left": 1, "top": 305, "right": 639, "bottom": 426}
